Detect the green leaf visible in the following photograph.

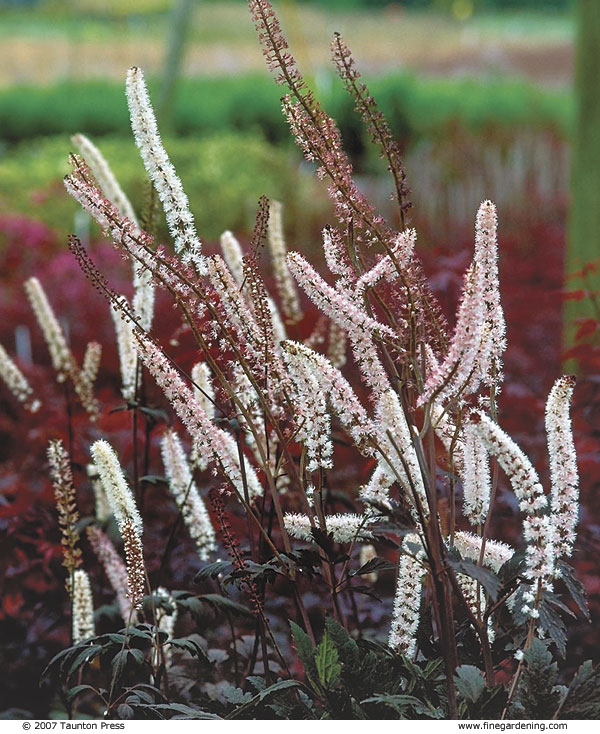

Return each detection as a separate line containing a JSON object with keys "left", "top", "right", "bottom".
{"left": 124, "top": 625, "right": 154, "bottom": 640}
{"left": 350, "top": 556, "right": 396, "bottom": 576}
{"left": 111, "top": 649, "right": 129, "bottom": 678}
{"left": 324, "top": 616, "right": 360, "bottom": 670}
{"left": 65, "top": 684, "right": 98, "bottom": 704}
{"left": 290, "top": 621, "right": 314, "bottom": 670}
{"left": 310, "top": 527, "right": 336, "bottom": 558}
{"left": 139, "top": 474, "right": 167, "bottom": 485}
{"left": 315, "top": 631, "right": 342, "bottom": 691}
{"left": 559, "top": 661, "right": 600, "bottom": 719}
{"left": 168, "top": 637, "right": 211, "bottom": 663}
{"left": 107, "top": 633, "right": 128, "bottom": 645}
{"left": 514, "top": 639, "right": 561, "bottom": 719}
{"left": 127, "top": 648, "right": 145, "bottom": 667}
{"left": 455, "top": 665, "right": 485, "bottom": 703}
{"left": 556, "top": 560, "right": 590, "bottom": 620}
{"left": 225, "top": 680, "right": 303, "bottom": 719}
{"left": 135, "top": 703, "right": 221, "bottom": 719}
{"left": 361, "top": 694, "right": 443, "bottom": 719}
{"left": 450, "top": 559, "right": 500, "bottom": 601}
{"left": 199, "top": 593, "right": 254, "bottom": 618}
{"left": 537, "top": 597, "right": 567, "bottom": 658}
{"left": 222, "top": 685, "right": 253, "bottom": 705}
{"left": 66, "top": 644, "right": 103, "bottom": 678}
{"left": 194, "top": 560, "right": 233, "bottom": 583}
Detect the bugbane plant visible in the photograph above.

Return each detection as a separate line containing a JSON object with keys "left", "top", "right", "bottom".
{"left": 23, "top": 0, "right": 594, "bottom": 721}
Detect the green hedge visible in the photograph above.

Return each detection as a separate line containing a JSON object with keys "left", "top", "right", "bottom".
{"left": 0, "top": 133, "right": 328, "bottom": 241}
{"left": 0, "top": 73, "right": 572, "bottom": 150}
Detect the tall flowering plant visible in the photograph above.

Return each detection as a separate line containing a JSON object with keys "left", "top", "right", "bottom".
{"left": 3, "top": 0, "right": 597, "bottom": 721}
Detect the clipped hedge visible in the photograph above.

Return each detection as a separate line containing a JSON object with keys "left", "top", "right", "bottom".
{"left": 0, "top": 73, "right": 572, "bottom": 150}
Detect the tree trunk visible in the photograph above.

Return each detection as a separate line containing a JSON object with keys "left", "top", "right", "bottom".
{"left": 566, "top": 0, "right": 600, "bottom": 347}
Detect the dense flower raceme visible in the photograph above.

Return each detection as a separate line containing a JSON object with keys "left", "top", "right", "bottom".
{"left": 160, "top": 429, "right": 217, "bottom": 561}
{"left": 91, "top": 440, "right": 146, "bottom": 608}
{"left": 0, "top": 342, "right": 40, "bottom": 412}
{"left": 71, "top": 569, "right": 96, "bottom": 644}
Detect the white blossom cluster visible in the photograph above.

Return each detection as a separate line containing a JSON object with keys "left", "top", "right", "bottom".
{"left": 282, "top": 345, "right": 333, "bottom": 473}
{"left": 160, "top": 429, "right": 216, "bottom": 561}
{"left": 111, "top": 300, "right": 138, "bottom": 402}
{"left": 153, "top": 587, "right": 178, "bottom": 667}
{"left": 545, "top": 375, "right": 579, "bottom": 559}
{"left": 82, "top": 341, "right": 102, "bottom": 387}
{"left": 0, "top": 342, "right": 40, "bottom": 412}
{"left": 284, "top": 512, "right": 377, "bottom": 543}
{"left": 453, "top": 530, "right": 514, "bottom": 573}
{"left": 470, "top": 411, "right": 556, "bottom": 592}
{"left": 461, "top": 422, "right": 491, "bottom": 525}
{"left": 24, "top": 277, "right": 75, "bottom": 383}
{"left": 91, "top": 440, "right": 143, "bottom": 535}
{"left": 267, "top": 201, "right": 302, "bottom": 323}
{"left": 87, "top": 463, "right": 111, "bottom": 523}
{"left": 371, "top": 390, "right": 428, "bottom": 518}
{"left": 388, "top": 534, "right": 426, "bottom": 657}
{"left": 72, "top": 569, "right": 95, "bottom": 643}
{"left": 126, "top": 67, "right": 205, "bottom": 274}
{"left": 91, "top": 440, "right": 146, "bottom": 608}
{"left": 281, "top": 340, "right": 374, "bottom": 453}
{"left": 24, "top": 277, "right": 98, "bottom": 418}
{"left": 190, "top": 361, "right": 215, "bottom": 471}
{"left": 220, "top": 230, "right": 245, "bottom": 286}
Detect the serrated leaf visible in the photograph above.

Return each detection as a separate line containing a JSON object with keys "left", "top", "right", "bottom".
{"left": 194, "top": 560, "right": 233, "bottom": 583}
{"left": 315, "top": 631, "right": 341, "bottom": 690}
{"left": 556, "top": 560, "right": 590, "bottom": 620}
{"left": 559, "top": 660, "right": 600, "bottom": 719}
{"left": 498, "top": 550, "right": 527, "bottom": 584}
{"left": 537, "top": 597, "right": 567, "bottom": 658}
{"left": 290, "top": 620, "right": 314, "bottom": 670}
{"left": 225, "top": 680, "right": 303, "bottom": 719}
{"left": 350, "top": 556, "right": 396, "bottom": 577}
{"left": 199, "top": 593, "right": 254, "bottom": 617}
{"left": 124, "top": 625, "right": 154, "bottom": 640}
{"left": 516, "top": 639, "right": 561, "bottom": 719}
{"left": 325, "top": 616, "right": 360, "bottom": 670}
{"left": 111, "top": 649, "right": 129, "bottom": 678}
{"left": 168, "top": 637, "right": 210, "bottom": 663}
{"left": 310, "top": 527, "right": 336, "bottom": 558}
{"left": 450, "top": 559, "right": 500, "bottom": 601}
{"left": 222, "top": 685, "right": 253, "bottom": 705}
{"left": 67, "top": 644, "right": 103, "bottom": 678}
{"left": 107, "top": 633, "right": 128, "bottom": 645}
{"left": 40, "top": 646, "right": 75, "bottom": 681}
{"left": 137, "top": 703, "right": 221, "bottom": 719}
{"left": 455, "top": 665, "right": 485, "bottom": 703}
{"left": 361, "top": 694, "right": 443, "bottom": 719}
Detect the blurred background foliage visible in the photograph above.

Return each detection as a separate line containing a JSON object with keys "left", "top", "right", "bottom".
{"left": 0, "top": 0, "right": 576, "bottom": 242}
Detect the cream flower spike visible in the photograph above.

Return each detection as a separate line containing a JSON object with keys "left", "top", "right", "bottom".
{"left": 126, "top": 66, "right": 206, "bottom": 275}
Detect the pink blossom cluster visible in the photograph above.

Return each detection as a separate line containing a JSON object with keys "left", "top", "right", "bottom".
{"left": 135, "top": 333, "right": 263, "bottom": 501}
